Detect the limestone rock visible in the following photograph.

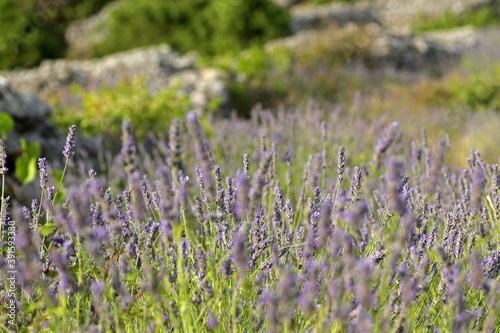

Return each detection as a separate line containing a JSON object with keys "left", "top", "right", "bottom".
{"left": 1, "top": 45, "right": 229, "bottom": 115}
{"left": 290, "top": 0, "right": 491, "bottom": 33}
{"left": 290, "top": 2, "right": 379, "bottom": 33}
{"left": 65, "top": 0, "right": 124, "bottom": 58}
{"left": 373, "top": 0, "right": 491, "bottom": 28}
{"left": 365, "top": 27, "right": 478, "bottom": 72}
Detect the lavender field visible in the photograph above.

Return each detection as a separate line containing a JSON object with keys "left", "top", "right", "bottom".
{"left": 2, "top": 0, "right": 500, "bottom": 332}
{"left": 1, "top": 104, "right": 500, "bottom": 332}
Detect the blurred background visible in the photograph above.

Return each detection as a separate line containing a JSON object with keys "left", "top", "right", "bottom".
{"left": 0, "top": 0, "right": 500, "bottom": 178}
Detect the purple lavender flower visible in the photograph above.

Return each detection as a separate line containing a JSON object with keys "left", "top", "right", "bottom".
{"left": 472, "top": 167, "right": 485, "bottom": 210}
{"left": 1, "top": 196, "right": 10, "bottom": 228}
{"left": 187, "top": 112, "right": 215, "bottom": 199}
{"left": 349, "top": 166, "right": 363, "bottom": 205}
{"left": 224, "top": 177, "right": 236, "bottom": 216}
{"left": 168, "top": 118, "right": 182, "bottom": 170}
{"left": 317, "top": 197, "right": 332, "bottom": 248}
{"left": 373, "top": 121, "right": 399, "bottom": 167}
{"left": 385, "top": 158, "right": 407, "bottom": 215}
{"left": 235, "top": 171, "right": 249, "bottom": 219}
{"left": 243, "top": 154, "right": 250, "bottom": 179}
{"left": 62, "top": 125, "right": 76, "bottom": 159}
{"left": 140, "top": 178, "right": 152, "bottom": 206}
{"left": 88, "top": 169, "right": 97, "bottom": 180}
{"left": 47, "top": 186, "right": 55, "bottom": 204}
{"left": 207, "top": 312, "right": 219, "bottom": 329}
{"left": 0, "top": 139, "right": 7, "bottom": 175}
{"left": 277, "top": 269, "right": 298, "bottom": 317}
{"left": 249, "top": 151, "right": 273, "bottom": 212}
{"left": 213, "top": 165, "right": 224, "bottom": 213}
{"left": 220, "top": 257, "right": 233, "bottom": 280}
{"left": 337, "top": 146, "right": 345, "bottom": 179}
{"left": 121, "top": 120, "right": 137, "bottom": 175}
{"left": 38, "top": 157, "right": 49, "bottom": 190}
{"left": 232, "top": 225, "right": 248, "bottom": 278}
{"left": 260, "top": 133, "right": 267, "bottom": 154}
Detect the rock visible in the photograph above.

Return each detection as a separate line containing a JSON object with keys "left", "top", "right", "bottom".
{"left": 373, "top": 0, "right": 491, "bottom": 28}
{"left": 0, "top": 77, "right": 63, "bottom": 160}
{"left": 424, "top": 26, "right": 479, "bottom": 50}
{"left": 365, "top": 27, "right": 478, "bottom": 72}
{"left": 290, "top": 2, "right": 379, "bottom": 33}
{"left": 0, "top": 45, "right": 229, "bottom": 115}
{"left": 0, "top": 77, "right": 98, "bottom": 188}
{"left": 290, "top": 0, "right": 491, "bottom": 33}
{"left": 65, "top": 0, "right": 125, "bottom": 58}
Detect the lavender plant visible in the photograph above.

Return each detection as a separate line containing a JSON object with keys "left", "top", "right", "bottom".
{"left": 1, "top": 106, "right": 500, "bottom": 332}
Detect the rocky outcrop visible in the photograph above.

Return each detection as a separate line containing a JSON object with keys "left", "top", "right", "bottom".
{"left": 0, "top": 77, "right": 96, "bottom": 167}
{"left": 289, "top": 0, "right": 491, "bottom": 33}
{"left": 365, "top": 27, "right": 478, "bottom": 72}
{"left": 65, "top": 0, "right": 124, "bottom": 58}
{"left": 266, "top": 22, "right": 477, "bottom": 73}
{"left": 290, "top": 2, "right": 379, "bottom": 32}
{"left": 1, "top": 45, "right": 229, "bottom": 114}
{"left": 373, "top": 0, "right": 491, "bottom": 28}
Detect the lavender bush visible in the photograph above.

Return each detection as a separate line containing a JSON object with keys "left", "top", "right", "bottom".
{"left": 1, "top": 105, "right": 500, "bottom": 332}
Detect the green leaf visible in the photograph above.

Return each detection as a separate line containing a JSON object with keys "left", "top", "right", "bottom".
{"left": 0, "top": 112, "right": 14, "bottom": 140}
{"left": 23, "top": 157, "right": 38, "bottom": 185}
{"left": 39, "top": 223, "right": 57, "bottom": 237}
{"left": 22, "top": 302, "right": 40, "bottom": 315}
{"left": 27, "top": 140, "right": 41, "bottom": 158}
{"left": 15, "top": 138, "right": 41, "bottom": 185}
{"left": 15, "top": 154, "right": 29, "bottom": 184}
{"left": 45, "top": 270, "right": 59, "bottom": 278}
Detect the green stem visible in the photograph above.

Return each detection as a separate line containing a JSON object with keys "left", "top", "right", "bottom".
{"left": 53, "top": 157, "right": 69, "bottom": 204}
{"left": 332, "top": 176, "right": 343, "bottom": 225}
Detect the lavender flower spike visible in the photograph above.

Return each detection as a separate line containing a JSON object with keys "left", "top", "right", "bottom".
{"left": 0, "top": 139, "right": 7, "bottom": 175}
{"left": 38, "top": 157, "right": 49, "bottom": 190}
{"left": 62, "top": 125, "right": 76, "bottom": 159}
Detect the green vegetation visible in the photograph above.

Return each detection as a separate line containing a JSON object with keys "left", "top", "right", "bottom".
{"left": 90, "top": 0, "right": 290, "bottom": 58}
{"left": 0, "top": 0, "right": 290, "bottom": 69}
{"left": 412, "top": 5, "right": 500, "bottom": 32}
{"left": 0, "top": 113, "right": 14, "bottom": 140}
{"left": 52, "top": 78, "right": 192, "bottom": 140}
{"left": 370, "top": 65, "right": 500, "bottom": 113}
{"left": 0, "top": 112, "right": 41, "bottom": 184}
{"left": 15, "top": 138, "right": 41, "bottom": 185}
{"left": 3, "top": 107, "right": 500, "bottom": 331}
{"left": 0, "top": 0, "right": 114, "bottom": 70}
{"left": 205, "top": 24, "right": 373, "bottom": 115}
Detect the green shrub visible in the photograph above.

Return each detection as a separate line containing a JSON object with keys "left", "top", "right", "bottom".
{"left": 0, "top": 0, "right": 61, "bottom": 69}
{"left": 0, "top": 0, "right": 115, "bottom": 70}
{"left": 90, "top": 0, "right": 290, "bottom": 58}
{"left": 449, "top": 72, "right": 500, "bottom": 111}
{"left": 52, "top": 78, "right": 192, "bottom": 140}
{"left": 0, "top": 112, "right": 40, "bottom": 185}
{"left": 205, "top": 24, "right": 373, "bottom": 115}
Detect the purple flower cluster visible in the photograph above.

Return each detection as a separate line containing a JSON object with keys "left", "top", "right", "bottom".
{"left": 1, "top": 106, "right": 499, "bottom": 332}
